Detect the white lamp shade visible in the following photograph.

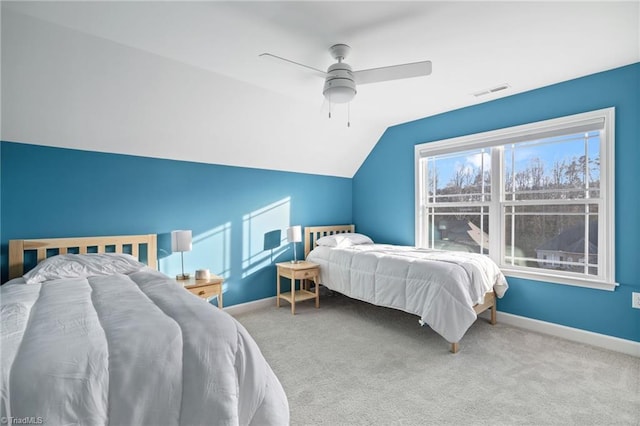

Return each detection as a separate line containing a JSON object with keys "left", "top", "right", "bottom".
{"left": 286, "top": 226, "right": 302, "bottom": 243}
{"left": 171, "top": 230, "right": 192, "bottom": 252}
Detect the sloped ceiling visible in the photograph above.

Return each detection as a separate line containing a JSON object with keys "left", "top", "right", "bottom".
{"left": 2, "top": 1, "right": 638, "bottom": 177}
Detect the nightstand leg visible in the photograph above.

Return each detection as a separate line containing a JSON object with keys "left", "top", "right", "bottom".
{"left": 291, "top": 278, "right": 296, "bottom": 315}
{"left": 313, "top": 275, "right": 319, "bottom": 308}
{"left": 276, "top": 273, "right": 281, "bottom": 308}
{"left": 219, "top": 290, "right": 223, "bottom": 309}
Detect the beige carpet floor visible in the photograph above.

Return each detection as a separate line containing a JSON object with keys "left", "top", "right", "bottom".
{"left": 233, "top": 292, "right": 640, "bottom": 426}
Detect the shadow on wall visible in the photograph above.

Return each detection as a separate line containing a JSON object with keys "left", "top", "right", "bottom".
{"left": 242, "top": 197, "right": 291, "bottom": 278}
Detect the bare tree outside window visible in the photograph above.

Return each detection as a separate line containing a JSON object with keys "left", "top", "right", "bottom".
{"left": 416, "top": 108, "right": 615, "bottom": 290}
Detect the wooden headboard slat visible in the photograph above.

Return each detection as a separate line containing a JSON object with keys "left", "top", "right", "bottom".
{"left": 8, "top": 234, "right": 158, "bottom": 280}
{"left": 36, "top": 248, "right": 46, "bottom": 264}
{"left": 304, "top": 225, "right": 355, "bottom": 258}
{"left": 8, "top": 240, "right": 24, "bottom": 280}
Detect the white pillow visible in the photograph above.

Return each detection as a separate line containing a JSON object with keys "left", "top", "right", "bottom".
{"left": 23, "top": 253, "right": 146, "bottom": 284}
{"left": 315, "top": 233, "right": 374, "bottom": 248}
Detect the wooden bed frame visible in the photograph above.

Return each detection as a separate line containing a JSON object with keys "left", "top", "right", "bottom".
{"left": 8, "top": 234, "right": 158, "bottom": 280}
{"left": 303, "top": 224, "right": 496, "bottom": 353}
{"left": 304, "top": 224, "right": 355, "bottom": 258}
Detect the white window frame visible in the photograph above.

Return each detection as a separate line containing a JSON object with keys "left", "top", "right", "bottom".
{"left": 414, "top": 108, "right": 616, "bottom": 291}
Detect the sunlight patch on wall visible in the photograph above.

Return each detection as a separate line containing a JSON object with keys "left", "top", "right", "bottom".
{"left": 242, "top": 197, "right": 290, "bottom": 278}
{"left": 194, "top": 222, "right": 232, "bottom": 279}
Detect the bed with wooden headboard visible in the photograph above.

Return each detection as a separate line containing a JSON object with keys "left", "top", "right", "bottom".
{"left": 8, "top": 234, "right": 158, "bottom": 280}
{"left": 2, "top": 232, "right": 290, "bottom": 424}
{"left": 304, "top": 224, "right": 355, "bottom": 258}
{"left": 303, "top": 224, "right": 504, "bottom": 353}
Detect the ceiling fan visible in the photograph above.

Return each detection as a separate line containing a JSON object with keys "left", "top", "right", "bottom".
{"left": 260, "top": 44, "right": 432, "bottom": 104}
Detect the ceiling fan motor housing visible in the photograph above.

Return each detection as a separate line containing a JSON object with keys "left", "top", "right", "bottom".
{"left": 323, "top": 62, "right": 357, "bottom": 103}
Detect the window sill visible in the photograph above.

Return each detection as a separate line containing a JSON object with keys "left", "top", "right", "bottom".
{"left": 501, "top": 267, "right": 618, "bottom": 292}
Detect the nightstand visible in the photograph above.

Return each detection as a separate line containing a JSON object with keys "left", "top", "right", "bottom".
{"left": 180, "top": 275, "right": 224, "bottom": 308}
{"left": 276, "top": 261, "right": 320, "bottom": 314}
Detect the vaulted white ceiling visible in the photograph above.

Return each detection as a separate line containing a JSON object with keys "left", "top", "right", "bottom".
{"left": 2, "top": 1, "right": 638, "bottom": 177}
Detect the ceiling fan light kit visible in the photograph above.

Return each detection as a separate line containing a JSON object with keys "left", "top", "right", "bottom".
{"left": 261, "top": 43, "right": 432, "bottom": 124}
{"left": 323, "top": 62, "right": 357, "bottom": 103}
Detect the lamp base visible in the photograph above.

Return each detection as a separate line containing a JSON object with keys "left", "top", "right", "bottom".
{"left": 176, "top": 273, "right": 190, "bottom": 280}
{"left": 290, "top": 260, "right": 300, "bottom": 264}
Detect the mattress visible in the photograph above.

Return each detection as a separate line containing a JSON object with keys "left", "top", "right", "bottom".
{"left": 0, "top": 267, "right": 289, "bottom": 426}
{"left": 307, "top": 243, "right": 508, "bottom": 343}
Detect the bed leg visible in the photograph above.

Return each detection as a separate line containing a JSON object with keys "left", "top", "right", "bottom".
{"left": 450, "top": 342, "right": 459, "bottom": 354}
{"left": 490, "top": 305, "right": 497, "bottom": 325}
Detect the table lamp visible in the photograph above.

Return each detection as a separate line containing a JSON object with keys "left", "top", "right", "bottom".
{"left": 171, "top": 230, "right": 192, "bottom": 280}
{"left": 286, "top": 225, "right": 302, "bottom": 264}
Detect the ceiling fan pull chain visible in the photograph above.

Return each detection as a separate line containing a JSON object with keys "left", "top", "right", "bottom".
{"left": 347, "top": 102, "right": 351, "bottom": 128}
{"left": 328, "top": 100, "right": 332, "bottom": 119}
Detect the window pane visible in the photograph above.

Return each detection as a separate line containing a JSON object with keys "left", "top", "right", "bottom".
{"left": 417, "top": 108, "right": 613, "bottom": 288}
{"left": 426, "top": 206, "right": 489, "bottom": 254}
{"left": 504, "top": 204, "right": 598, "bottom": 275}
{"left": 427, "top": 148, "right": 491, "bottom": 203}
{"left": 504, "top": 131, "right": 600, "bottom": 201}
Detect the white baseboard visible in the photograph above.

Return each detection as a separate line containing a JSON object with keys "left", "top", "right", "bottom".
{"left": 480, "top": 310, "right": 640, "bottom": 358}
{"left": 225, "top": 298, "right": 639, "bottom": 357}
{"left": 224, "top": 296, "right": 276, "bottom": 316}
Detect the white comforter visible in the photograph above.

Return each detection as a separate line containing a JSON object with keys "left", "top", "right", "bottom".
{"left": 307, "top": 244, "right": 508, "bottom": 343}
{"left": 0, "top": 268, "right": 289, "bottom": 426}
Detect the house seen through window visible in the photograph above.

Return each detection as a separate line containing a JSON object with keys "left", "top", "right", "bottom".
{"left": 415, "top": 108, "right": 615, "bottom": 291}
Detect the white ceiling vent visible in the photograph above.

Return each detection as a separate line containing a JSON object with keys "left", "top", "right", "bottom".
{"left": 472, "top": 83, "right": 511, "bottom": 97}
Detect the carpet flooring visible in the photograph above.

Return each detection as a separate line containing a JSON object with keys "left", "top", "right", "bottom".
{"left": 233, "top": 292, "right": 639, "bottom": 426}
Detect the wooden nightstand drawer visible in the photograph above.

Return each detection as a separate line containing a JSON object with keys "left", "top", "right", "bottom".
{"left": 299, "top": 270, "right": 314, "bottom": 279}
{"left": 179, "top": 275, "right": 224, "bottom": 308}
{"left": 187, "top": 283, "right": 220, "bottom": 300}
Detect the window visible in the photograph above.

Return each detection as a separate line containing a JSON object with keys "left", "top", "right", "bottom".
{"left": 415, "top": 108, "right": 616, "bottom": 291}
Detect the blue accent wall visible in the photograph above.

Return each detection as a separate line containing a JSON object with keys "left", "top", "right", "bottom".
{"left": 2, "top": 64, "right": 637, "bottom": 342}
{"left": 1, "top": 143, "right": 352, "bottom": 306}
{"left": 353, "top": 63, "right": 640, "bottom": 342}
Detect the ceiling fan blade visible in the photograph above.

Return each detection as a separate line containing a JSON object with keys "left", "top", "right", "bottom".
{"left": 353, "top": 60, "right": 432, "bottom": 85}
{"left": 259, "top": 53, "right": 326, "bottom": 78}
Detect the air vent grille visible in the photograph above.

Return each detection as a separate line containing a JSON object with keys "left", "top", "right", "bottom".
{"left": 472, "top": 83, "right": 510, "bottom": 97}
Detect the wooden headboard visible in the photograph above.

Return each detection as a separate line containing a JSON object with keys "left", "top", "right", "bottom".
{"left": 8, "top": 234, "right": 158, "bottom": 280}
{"left": 304, "top": 225, "right": 355, "bottom": 258}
